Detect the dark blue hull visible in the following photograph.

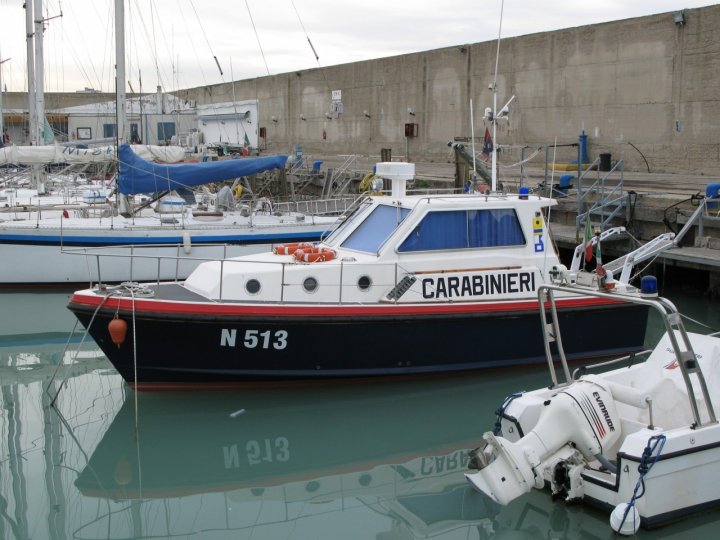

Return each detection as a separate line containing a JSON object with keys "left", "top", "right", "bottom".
{"left": 68, "top": 292, "right": 649, "bottom": 389}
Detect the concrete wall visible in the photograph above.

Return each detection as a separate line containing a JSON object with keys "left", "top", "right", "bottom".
{"left": 175, "top": 5, "right": 719, "bottom": 176}
{"left": 4, "top": 6, "right": 719, "bottom": 176}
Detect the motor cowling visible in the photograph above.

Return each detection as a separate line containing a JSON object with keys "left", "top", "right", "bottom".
{"left": 466, "top": 380, "right": 622, "bottom": 505}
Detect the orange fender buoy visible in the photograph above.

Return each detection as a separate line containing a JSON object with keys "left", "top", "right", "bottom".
{"left": 114, "top": 456, "right": 133, "bottom": 486}
{"left": 108, "top": 316, "right": 128, "bottom": 348}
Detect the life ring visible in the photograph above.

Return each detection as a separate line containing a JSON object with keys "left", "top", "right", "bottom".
{"left": 297, "top": 246, "right": 331, "bottom": 254}
{"left": 294, "top": 248, "right": 336, "bottom": 263}
{"left": 273, "top": 242, "right": 314, "bottom": 255}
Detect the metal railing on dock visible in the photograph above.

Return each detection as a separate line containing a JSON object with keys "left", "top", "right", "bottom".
{"left": 576, "top": 157, "right": 626, "bottom": 231}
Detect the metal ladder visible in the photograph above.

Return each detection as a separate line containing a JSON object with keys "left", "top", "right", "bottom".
{"left": 576, "top": 157, "right": 626, "bottom": 232}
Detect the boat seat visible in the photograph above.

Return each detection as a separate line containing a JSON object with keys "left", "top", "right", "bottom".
{"left": 646, "top": 378, "right": 697, "bottom": 429}
{"left": 657, "top": 340, "right": 720, "bottom": 426}
{"left": 603, "top": 366, "right": 692, "bottom": 431}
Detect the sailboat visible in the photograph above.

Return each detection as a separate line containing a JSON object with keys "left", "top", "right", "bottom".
{"left": 0, "top": 2, "right": 340, "bottom": 285}
{"left": 0, "top": 144, "right": 339, "bottom": 284}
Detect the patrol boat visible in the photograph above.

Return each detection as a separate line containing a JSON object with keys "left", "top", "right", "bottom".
{"left": 68, "top": 162, "right": 666, "bottom": 389}
{"left": 465, "top": 278, "right": 720, "bottom": 534}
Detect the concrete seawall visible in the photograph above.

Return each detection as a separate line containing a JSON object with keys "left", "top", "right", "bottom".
{"left": 172, "top": 4, "right": 720, "bottom": 178}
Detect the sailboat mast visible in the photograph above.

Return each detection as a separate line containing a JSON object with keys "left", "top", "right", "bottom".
{"left": 115, "top": 0, "right": 128, "bottom": 144}
{"left": 25, "top": 1, "right": 36, "bottom": 145}
{"left": 33, "top": 0, "right": 46, "bottom": 146}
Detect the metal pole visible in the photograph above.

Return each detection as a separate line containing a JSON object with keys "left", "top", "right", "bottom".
{"left": 25, "top": 2, "right": 35, "bottom": 146}
{"left": 33, "top": 0, "right": 45, "bottom": 144}
{"left": 490, "top": 0, "right": 504, "bottom": 193}
{"left": 115, "top": 0, "right": 128, "bottom": 144}
{"left": 0, "top": 57, "right": 10, "bottom": 138}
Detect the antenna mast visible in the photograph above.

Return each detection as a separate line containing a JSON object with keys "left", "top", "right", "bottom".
{"left": 490, "top": 0, "right": 504, "bottom": 192}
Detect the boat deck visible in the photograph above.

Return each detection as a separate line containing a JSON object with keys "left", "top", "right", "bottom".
{"left": 98, "top": 282, "right": 214, "bottom": 303}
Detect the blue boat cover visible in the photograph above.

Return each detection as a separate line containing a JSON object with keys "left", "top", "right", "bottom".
{"left": 117, "top": 144, "right": 288, "bottom": 195}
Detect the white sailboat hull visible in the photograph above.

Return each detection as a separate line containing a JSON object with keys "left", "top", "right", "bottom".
{"left": 0, "top": 214, "right": 336, "bottom": 284}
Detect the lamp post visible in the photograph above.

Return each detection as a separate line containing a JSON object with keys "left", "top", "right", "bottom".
{"left": 0, "top": 57, "right": 10, "bottom": 139}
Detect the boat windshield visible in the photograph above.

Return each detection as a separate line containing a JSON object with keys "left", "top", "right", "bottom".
{"left": 323, "top": 201, "right": 374, "bottom": 246}
{"left": 339, "top": 203, "right": 411, "bottom": 254}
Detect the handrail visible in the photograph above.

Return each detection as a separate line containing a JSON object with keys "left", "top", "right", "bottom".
{"left": 538, "top": 282, "right": 717, "bottom": 428}
{"left": 576, "top": 157, "right": 625, "bottom": 231}
{"left": 61, "top": 242, "right": 408, "bottom": 305}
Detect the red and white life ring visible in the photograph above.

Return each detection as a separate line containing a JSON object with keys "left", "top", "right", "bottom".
{"left": 294, "top": 248, "right": 336, "bottom": 263}
{"left": 273, "top": 242, "right": 314, "bottom": 255}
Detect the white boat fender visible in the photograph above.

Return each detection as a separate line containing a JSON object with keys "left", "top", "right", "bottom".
{"left": 183, "top": 232, "right": 192, "bottom": 254}
{"left": 610, "top": 433, "right": 666, "bottom": 535}
{"left": 610, "top": 503, "right": 640, "bottom": 535}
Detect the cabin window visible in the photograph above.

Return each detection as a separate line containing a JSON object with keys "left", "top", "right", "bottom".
{"left": 341, "top": 204, "right": 410, "bottom": 253}
{"left": 398, "top": 208, "right": 525, "bottom": 252}
{"left": 323, "top": 201, "right": 373, "bottom": 246}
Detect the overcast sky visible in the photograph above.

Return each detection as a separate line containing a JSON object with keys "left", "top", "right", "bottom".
{"left": 0, "top": 0, "right": 716, "bottom": 94}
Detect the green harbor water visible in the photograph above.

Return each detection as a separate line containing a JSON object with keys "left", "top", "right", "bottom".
{"left": 1, "top": 283, "right": 719, "bottom": 540}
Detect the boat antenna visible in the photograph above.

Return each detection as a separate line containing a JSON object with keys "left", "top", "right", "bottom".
{"left": 490, "top": 0, "right": 504, "bottom": 192}
{"left": 542, "top": 137, "right": 559, "bottom": 278}
{"left": 470, "top": 98, "right": 477, "bottom": 186}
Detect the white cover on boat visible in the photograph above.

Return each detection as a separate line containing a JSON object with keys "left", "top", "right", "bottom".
{"left": 0, "top": 144, "right": 185, "bottom": 165}
{"left": 0, "top": 144, "right": 114, "bottom": 165}
{"left": 130, "top": 145, "right": 186, "bottom": 162}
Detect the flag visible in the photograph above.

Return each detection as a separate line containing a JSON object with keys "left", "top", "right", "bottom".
{"left": 595, "top": 236, "right": 609, "bottom": 289}
{"left": 243, "top": 133, "right": 250, "bottom": 148}
{"left": 595, "top": 238, "right": 606, "bottom": 278}
{"left": 481, "top": 128, "right": 493, "bottom": 161}
{"left": 583, "top": 217, "right": 594, "bottom": 263}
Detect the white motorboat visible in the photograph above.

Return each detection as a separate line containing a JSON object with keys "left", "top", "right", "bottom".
{"left": 465, "top": 277, "right": 720, "bottom": 534}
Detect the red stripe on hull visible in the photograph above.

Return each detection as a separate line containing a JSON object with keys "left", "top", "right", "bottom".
{"left": 70, "top": 292, "right": 624, "bottom": 318}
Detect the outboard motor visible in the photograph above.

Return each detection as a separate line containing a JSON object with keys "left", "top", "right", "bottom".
{"left": 466, "top": 379, "right": 623, "bottom": 505}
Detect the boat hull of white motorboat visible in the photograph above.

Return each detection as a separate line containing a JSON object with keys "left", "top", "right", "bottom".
{"left": 67, "top": 284, "right": 650, "bottom": 389}
{"left": 585, "top": 424, "right": 720, "bottom": 528}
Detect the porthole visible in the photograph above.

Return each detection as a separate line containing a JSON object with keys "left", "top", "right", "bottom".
{"left": 245, "top": 279, "right": 261, "bottom": 294}
{"left": 305, "top": 480, "right": 320, "bottom": 492}
{"left": 303, "top": 276, "right": 318, "bottom": 292}
{"left": 358, "top": 473, "right": 372, "bottom": 487}
{"left": 357, "top": 275, "right": 372, "bottom": 291}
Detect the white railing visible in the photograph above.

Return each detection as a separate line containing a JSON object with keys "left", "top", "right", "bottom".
{"left": 60, "top": 243, "right": 406, "bottom": 304}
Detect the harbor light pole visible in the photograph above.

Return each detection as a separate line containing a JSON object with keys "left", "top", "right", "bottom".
{"left": 0, "top": 57, "right": 10, "bottom": 139}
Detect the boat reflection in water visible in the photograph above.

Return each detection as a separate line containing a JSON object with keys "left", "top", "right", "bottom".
{"left": 2, "top": 347, "right": 717, "bottom": 539}
{"left": 75, "top": 378, "right": 495, "bottom": 538}
{"left": 68, "top": 369, "right": 618, "bottom": 539}
{"left": 0, "top": 289, "right": 108, "bottom": 384}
